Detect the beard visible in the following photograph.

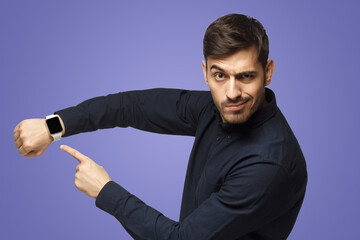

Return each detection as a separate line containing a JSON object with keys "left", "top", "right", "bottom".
{"left": 214, "top": 89, "right": 266, "bottom": 124}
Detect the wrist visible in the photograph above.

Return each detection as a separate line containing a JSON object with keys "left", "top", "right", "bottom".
{"left": 45, "top": 114, "right": 64, "bottom": 141}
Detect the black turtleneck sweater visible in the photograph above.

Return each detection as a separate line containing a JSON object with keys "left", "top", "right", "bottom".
{"left": 55, "top": 88, "right": 307, "bottom": 240}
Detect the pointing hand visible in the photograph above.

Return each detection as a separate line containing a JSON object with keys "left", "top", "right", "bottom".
{"left": 60, "top": 145, "right": 111, "bottom": 199}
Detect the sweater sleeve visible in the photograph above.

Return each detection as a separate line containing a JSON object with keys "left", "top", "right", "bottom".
{"left": 54, "top": 88, "right": 212, "bottom": 137}
{"left": 95, "top": 162, "right": 295, "bottom": 240}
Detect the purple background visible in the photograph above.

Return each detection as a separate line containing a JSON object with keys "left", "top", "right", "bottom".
{"left": 1, "top": 1, "right": 359, "bottom": 239}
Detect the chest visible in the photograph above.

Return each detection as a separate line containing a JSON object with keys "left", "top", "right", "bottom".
{"left": 190, "top": 120, "right": 254, "bottom": 206}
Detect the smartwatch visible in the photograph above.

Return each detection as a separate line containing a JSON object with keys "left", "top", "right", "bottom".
{"left": 45, "top": 114, "right": 63, "bottom": 141}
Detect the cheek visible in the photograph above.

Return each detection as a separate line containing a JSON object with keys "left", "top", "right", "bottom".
{"left": 209, "top": 84, "right": 224, "bottom": 103}
{"left": 213, "top": 93, "right": 222, "bottom": 106}
{"left": 245, "top": 84, "right": 264, "bottom": 106}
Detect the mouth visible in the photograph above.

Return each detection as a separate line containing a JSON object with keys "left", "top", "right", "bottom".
{"left": 225, "top": 100, "right": 249, "bottom": 111}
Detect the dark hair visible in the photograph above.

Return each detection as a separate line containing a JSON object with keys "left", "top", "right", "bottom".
{"left": 203, "top": 14, "right": 269, "bottom": 70}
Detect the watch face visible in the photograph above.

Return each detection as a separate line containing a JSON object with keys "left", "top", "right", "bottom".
{"left": 46, "top": 117, "right": 63, "bottom": 134}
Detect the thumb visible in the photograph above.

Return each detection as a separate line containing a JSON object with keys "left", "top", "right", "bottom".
{"left": 60, "top": 145, "right": 92, "bottom": 164}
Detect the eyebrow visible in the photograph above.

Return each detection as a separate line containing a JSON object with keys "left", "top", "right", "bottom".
{"left": 210, "top": 64, "right": 258, "bottom": 78}
{"left": 210, "top": 65, "right": 226, "bottom": 72}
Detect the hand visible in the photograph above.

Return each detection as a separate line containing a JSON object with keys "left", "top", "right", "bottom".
{"left": 14, "top": 119, "right": 53, "bottom": 157}
{"left": 60, "top": 145, "right": 111, "bottom": 199}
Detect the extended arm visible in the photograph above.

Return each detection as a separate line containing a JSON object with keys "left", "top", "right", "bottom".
{"left": 55, "top": 88, "right": 211, "bottom": 137}
{"left": 60, "top": 143, "right": 295, "bottom": 239}
{"left": 95, "top": 162, "right": 295, "bottom": 239}
{"left": 14, "top": 89, "right": 211, "bottom": 157}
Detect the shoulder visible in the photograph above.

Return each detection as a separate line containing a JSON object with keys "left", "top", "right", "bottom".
{"left": 235, "top": 109, "right": 307, "bottom": 195}
{"left": 260, "top": 109, "right": 304, "bottom": 167}
{"left": 178, "top": 89, "right": 213, "bottom": 106}
{"left": 174, "top": 89, "right": 214, "bottom": 118}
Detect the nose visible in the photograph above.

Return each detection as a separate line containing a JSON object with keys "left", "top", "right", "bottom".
{"left": 226, "top": 78, "right": 242, "bottom": 102}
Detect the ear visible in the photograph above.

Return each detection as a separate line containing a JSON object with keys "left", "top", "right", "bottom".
{"left": 264, "top": 59, "right": 275, "bottom": 86}
{"left": 202, "top": 60, "right": 209, "bottom": 85}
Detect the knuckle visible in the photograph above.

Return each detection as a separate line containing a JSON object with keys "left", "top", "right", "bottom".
{"left": 22, "top": 144, "right": 31, "bottom": 151}
{"left": 19, "top": 135, "right": 26, "bottom": 141}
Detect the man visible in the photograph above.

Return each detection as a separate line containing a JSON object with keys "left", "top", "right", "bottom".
{"left": 13, "top": 14, "right": 307, "bottom": 239}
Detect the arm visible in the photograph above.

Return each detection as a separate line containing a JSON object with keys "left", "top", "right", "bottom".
{"left": 55, "top": 89, "right": 212, "bottom": 137}
{"left": 14, "top": 89, "right": 211, "bottom": 157}
{"left": 95, "top": 162, "right": 295, "bottom": 239}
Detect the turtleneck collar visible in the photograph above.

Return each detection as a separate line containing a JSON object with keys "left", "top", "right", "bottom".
{"left": 214, "top": 88, "right": 278, "bottom": 132}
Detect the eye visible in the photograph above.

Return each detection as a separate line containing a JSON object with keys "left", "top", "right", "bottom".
{"left": 214, "top": 73, "right": 225, "bottom": 81}
{"left": 242, "top": 73, "right": 253, "bottom": 79}
{"left": 240, "top": 73, "right": 255, "bottom": 82}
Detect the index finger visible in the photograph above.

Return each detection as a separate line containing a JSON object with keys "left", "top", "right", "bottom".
{"left": 60, "top": 145, "right": 90, "bottom": 163}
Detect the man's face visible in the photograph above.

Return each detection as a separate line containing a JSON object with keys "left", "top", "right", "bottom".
{"left": 202, "top": 45, "right": 274, "bottom": 124}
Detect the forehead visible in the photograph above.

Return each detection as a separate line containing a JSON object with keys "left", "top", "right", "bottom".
{"left": 207, "top": 45, "right": 261, "bottom": 73}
